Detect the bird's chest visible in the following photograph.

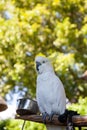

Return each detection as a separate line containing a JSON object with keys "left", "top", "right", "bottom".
{"left": 36, "top": 77, "right": 54, "bottom": 102}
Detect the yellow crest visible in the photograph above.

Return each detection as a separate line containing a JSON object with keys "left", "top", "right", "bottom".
{"left": 35, "top": 53, "right": 46, "bottom": 58}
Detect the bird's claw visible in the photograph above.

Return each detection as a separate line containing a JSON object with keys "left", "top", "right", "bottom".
{"left": 42, "top": 112, "right": 49, "bottom": 124}
{"left": 42, "top": 112, "right": 57, "bottom": 123}
{"left": 48, "top": 112, "right": 56, "bottom": 122}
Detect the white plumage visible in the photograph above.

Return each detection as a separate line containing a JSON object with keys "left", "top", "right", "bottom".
{"left": 35, "top": 56, "right": 66, "bottom": 125}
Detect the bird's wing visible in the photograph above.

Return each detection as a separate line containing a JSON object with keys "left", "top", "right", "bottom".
{"left": 48, "top": 74, "right": 66, "bottom": 114}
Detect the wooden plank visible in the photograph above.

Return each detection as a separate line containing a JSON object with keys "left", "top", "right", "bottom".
{"left": 15, "top": 115, "right": 87, "bottom": 127}
{"left": 72, "top": 115, "right": 87, "bottom": 126}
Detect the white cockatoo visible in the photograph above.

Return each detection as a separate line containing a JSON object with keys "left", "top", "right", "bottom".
{"left": 35, "top": 56, "right": 66, "bottom": 130}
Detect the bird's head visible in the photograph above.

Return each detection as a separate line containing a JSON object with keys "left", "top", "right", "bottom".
{"left": 35, "top": 56, "right": 53, "bottom": 74}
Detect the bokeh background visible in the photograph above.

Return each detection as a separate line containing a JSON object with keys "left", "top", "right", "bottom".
{"left": 0, "top": 0, "right": 87, "bottom": 129}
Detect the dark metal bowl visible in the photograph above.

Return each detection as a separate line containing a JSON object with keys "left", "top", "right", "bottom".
{"left": 16, "top": 98, "right": 39, "bottom": 116}
{"left": 0, "top": 96, "right": 8, "bottom": 112}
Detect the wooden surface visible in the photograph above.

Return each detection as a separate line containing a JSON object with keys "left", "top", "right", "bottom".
{"left": 72, "top": 115, "right": 87, "bottom": 127}
{"left": 15, "top": 114, "right": 87, "bottom": 127}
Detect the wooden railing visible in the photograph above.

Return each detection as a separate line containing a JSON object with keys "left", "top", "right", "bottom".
{"left": 15, "top": 114, "right": 87, "bottom": 127}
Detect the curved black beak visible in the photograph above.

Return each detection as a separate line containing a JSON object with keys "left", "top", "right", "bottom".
{"left": 36, "top": 62, "right": 41, "bottom": 71}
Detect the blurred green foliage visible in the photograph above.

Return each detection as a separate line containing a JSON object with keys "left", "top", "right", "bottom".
{"left": 0, "top": 119, "right": 46, "bottom": 130}
{"left": 0, "top": 0, "right": 87, "bottom": 100}
{"left": 68, "top": 97, "right": 87, "bottom": 115}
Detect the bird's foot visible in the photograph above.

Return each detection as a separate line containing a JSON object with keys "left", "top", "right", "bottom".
{"left": 42, "top": 112, "right": 49, "bottom": 124}
{"left": 49, "top": 112, "right": 57, "bottom": 122}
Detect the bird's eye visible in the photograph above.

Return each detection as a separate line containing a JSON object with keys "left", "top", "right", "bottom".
{"left": 42, "top": 61, "right": 45, "bottom": 63}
